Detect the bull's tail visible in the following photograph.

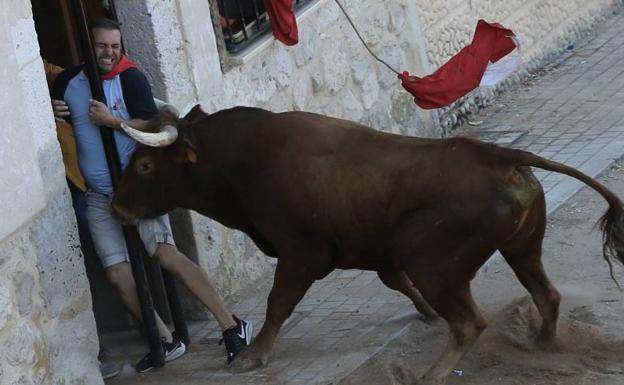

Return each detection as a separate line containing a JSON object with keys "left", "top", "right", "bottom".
{"left": 599, "top": 205, "right": 624, "bottom": 289}
{"left": 491, "top": 146, "right": 624, "bottom": 289}
{"left": 508, "top": 148, "right": 624, "bottom": 287}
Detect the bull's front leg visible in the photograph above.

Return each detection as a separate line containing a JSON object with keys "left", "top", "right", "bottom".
{"left": 231, "top": 259, "right": 319, "bottom": 372}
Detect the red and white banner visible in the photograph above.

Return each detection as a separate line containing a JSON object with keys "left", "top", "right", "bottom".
{"left": 398, "top": 20, "right": 520, "bottom": 109}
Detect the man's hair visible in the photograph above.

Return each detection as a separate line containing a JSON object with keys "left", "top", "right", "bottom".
{"left": 90, "top": 17, "right": 121, "bottom": 32}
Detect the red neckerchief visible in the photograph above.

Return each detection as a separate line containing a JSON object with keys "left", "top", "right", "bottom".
{"left": 100, "top": 54, "right": 139, "bottom": 80}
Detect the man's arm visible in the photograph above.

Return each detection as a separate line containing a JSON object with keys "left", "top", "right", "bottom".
{"left": 88, "top": 99, "right": 151, "bottom": 130}
{"left": 89, "top": 67, "right": 158, "bottom": 130}
{"left": 52, "top": 100, "right": 71, "bottom": 122}
{"left": 50, "top": 66, "right": 82, "bottom": 121}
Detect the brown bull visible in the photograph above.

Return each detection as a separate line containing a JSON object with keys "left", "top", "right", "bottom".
{"left": 112, "top": 105, "right": 624, "bottom": 385}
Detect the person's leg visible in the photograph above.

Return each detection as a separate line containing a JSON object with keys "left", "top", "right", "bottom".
{"left": 85, "top": 191, "right": 173, "bottom": 341}
{"left": 137, "top": 215, "right": 237, "bottom": 329}
{"left": 71, "top": 186, "right": 122, "bottom": 379}
{"left": 104, "top": 261, "right": 172, "bottom": 342}
{"left": 155, "top": 244, "right": 236, "bottom": 330}
{"left": 138, "top": 214, "right": 251, "bottom": 363}
{"left": 104, "top": 261, "right": 186, "bottom": 372}
{"left": 85, "top": 191, "right": 185, "bottom": 372}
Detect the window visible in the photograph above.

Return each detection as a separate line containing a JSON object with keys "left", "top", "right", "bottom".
{"left": 216, "top": 0, "right": 315, "bottom": 54}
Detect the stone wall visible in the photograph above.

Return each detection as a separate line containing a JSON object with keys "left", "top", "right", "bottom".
{"left": 0, "top": 2, "right": 101, "bottom": 384}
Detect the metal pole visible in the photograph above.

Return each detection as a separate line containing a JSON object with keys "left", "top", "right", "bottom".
{"left": 162, "top": 270, "right": 189, "bottom": 345}
{"left": 69, "top": 0, "right": 164, "bottom": 367}
{"left": 106, "top": 0, "right": 190, "bottom": 347}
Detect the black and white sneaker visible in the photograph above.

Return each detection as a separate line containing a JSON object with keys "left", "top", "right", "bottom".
{"left": 99, "top": 360, "right": 121, "bottom": 380}
{"left": 220, "top": 315, "right": 252, "bottom": 364}
{"left": 135, "top": 332, "right": 186, "bottom": 373}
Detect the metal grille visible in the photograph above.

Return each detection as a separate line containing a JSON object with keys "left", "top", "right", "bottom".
{"left": 218, "top": 0, "right": 315, "bottom": 53}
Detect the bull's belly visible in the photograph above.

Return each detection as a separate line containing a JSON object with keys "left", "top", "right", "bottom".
{"left": 325, "top": 206, "right": 536, "bottom": 272}
{"left": 328, "top": 242, "right": 398, "bottom": 271}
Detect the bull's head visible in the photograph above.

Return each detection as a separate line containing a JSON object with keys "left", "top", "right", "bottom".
{"left": 111, "top": 104, "right": 207, "bottom": 223}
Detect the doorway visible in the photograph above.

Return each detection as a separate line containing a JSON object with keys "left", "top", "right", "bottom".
{"left": 32, "top": 0, "right": 148, "bottom": 333}
{"left": 32, "top": 0, "right": 108, "bottom": 68}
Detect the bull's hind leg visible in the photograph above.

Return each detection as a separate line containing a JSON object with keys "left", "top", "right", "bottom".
{"left": 500, "top": 199, "right": 561, "bottom": 342}
{"left": 377, "top": 269, "right": 437, "bottom": 320}
{"left": 499, "top": 244, "right": 561, "bottom": 342}
{"left": 413, "top": 281, "right": 487, "bottom": 385}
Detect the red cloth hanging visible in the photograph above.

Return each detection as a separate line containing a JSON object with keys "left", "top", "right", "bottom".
{"left": 398, "top": 20, "right": 517, "bottom": 109}
{"left": 263, "top": 0, "right": 298, "bottom": 46}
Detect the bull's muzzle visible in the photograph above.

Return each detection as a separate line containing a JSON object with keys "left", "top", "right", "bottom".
{"left": 110, "top": 202, "right": 139, "bottom": 226}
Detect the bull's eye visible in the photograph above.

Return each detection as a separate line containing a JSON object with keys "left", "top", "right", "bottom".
{"left": 136, "top": 157, "right": 155, "bottom": 176}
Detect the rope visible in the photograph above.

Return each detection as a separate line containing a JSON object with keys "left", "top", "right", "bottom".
{"left": 333, "top": 0, "right": 401, "bottom": 76}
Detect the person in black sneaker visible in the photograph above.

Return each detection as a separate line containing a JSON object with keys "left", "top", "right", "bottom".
{"left": 135, "top": 331, "right": 187, "bottom": 373}
{"left": 50, "top": 18, "right": 253, "bottom": 373}
{"left": 99, "top": 360, "right": 122, "bottom": 380}
{"left": 221, "top": 315, "right": 253, "bottom": 364}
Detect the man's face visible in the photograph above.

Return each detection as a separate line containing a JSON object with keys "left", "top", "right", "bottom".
{"left": 92, "top": 28, "right": 122, "bottom": 73}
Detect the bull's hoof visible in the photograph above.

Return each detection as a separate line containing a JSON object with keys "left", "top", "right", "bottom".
{"left": 417, "top": 311, "right": 439, "bottom": 324}
{"left": 412, "top": 301, "right": 438, "bottom": 322}
{"left": 418, "top": 374, "right": 446, "bottom": 385}
{"left": 229, "top": 347, "right": 267, "bottom": 372}
{"left": 386, "top": 362, "right": 419, "bottom": 385}
{"left": 536, "top": 336, "right": 562, "bottom": 352}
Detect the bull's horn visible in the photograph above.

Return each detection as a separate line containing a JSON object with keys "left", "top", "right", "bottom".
{"left": 120, "top": 122, "right": 178, "bottom": 147}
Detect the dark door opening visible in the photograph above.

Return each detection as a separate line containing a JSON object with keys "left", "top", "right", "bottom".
{"left": 32, "top": 0, "right": 108, "bottom": 68}
{"left": 32, "top": 0, "right": 136, "bottom": 333}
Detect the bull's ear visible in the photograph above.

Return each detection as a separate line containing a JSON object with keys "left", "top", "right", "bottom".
{"left": 184, "top": 138, "right": 198, "bottom": 164}
{"left": 183, "top": 104, "right": 207, "bottom": 124}
{"left": 171, "top": 135, "right": 198, "bottom": 164}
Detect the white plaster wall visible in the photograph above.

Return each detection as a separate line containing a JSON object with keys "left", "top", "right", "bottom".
{"left": 0, "top": 15, "right": 45, "bottom": 241}
{"left": 118, "top": 0, "right": 621, "bottom": 297}
{"left": 0, "top": 3, "right": 101, "bottom": 384}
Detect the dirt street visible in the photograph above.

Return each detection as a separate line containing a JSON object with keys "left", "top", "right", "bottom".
{"left": 340, "top": 162, "right": 624, "bottom": 385}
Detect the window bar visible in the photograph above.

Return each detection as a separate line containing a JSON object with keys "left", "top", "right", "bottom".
{"left": 220, "top": 0, "right": 235, "bottom": 43}
{"left": 251, "top": 0, "right": 263, "bottom": 33}
{"left": 220, "top": 0, "right": 317, "bottom": 52}
{"left": 234, "top": 0, "right": 250, "bottom": 41}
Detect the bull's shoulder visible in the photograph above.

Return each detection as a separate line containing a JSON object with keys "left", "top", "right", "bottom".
{"left": 215, "top": 105, "right": 275, "bottom": 118}
{"left": 191, "top": 106, "right": 277, "bottom": 133}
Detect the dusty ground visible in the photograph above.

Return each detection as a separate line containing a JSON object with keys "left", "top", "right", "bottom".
{"left": 340, "top": 163, "right": 624, "bottom": 385}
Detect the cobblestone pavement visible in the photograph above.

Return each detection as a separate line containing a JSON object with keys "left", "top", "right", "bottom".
{"left": 107, "top": 8, "right": 624, "bottom": 385}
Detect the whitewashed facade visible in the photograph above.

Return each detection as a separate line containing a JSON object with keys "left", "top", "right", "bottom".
{"left": 0, "top": 0, "right": 620, "bottom": 382}
{"left": 0, "top": 3, "right": 101, "bottom": 385}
